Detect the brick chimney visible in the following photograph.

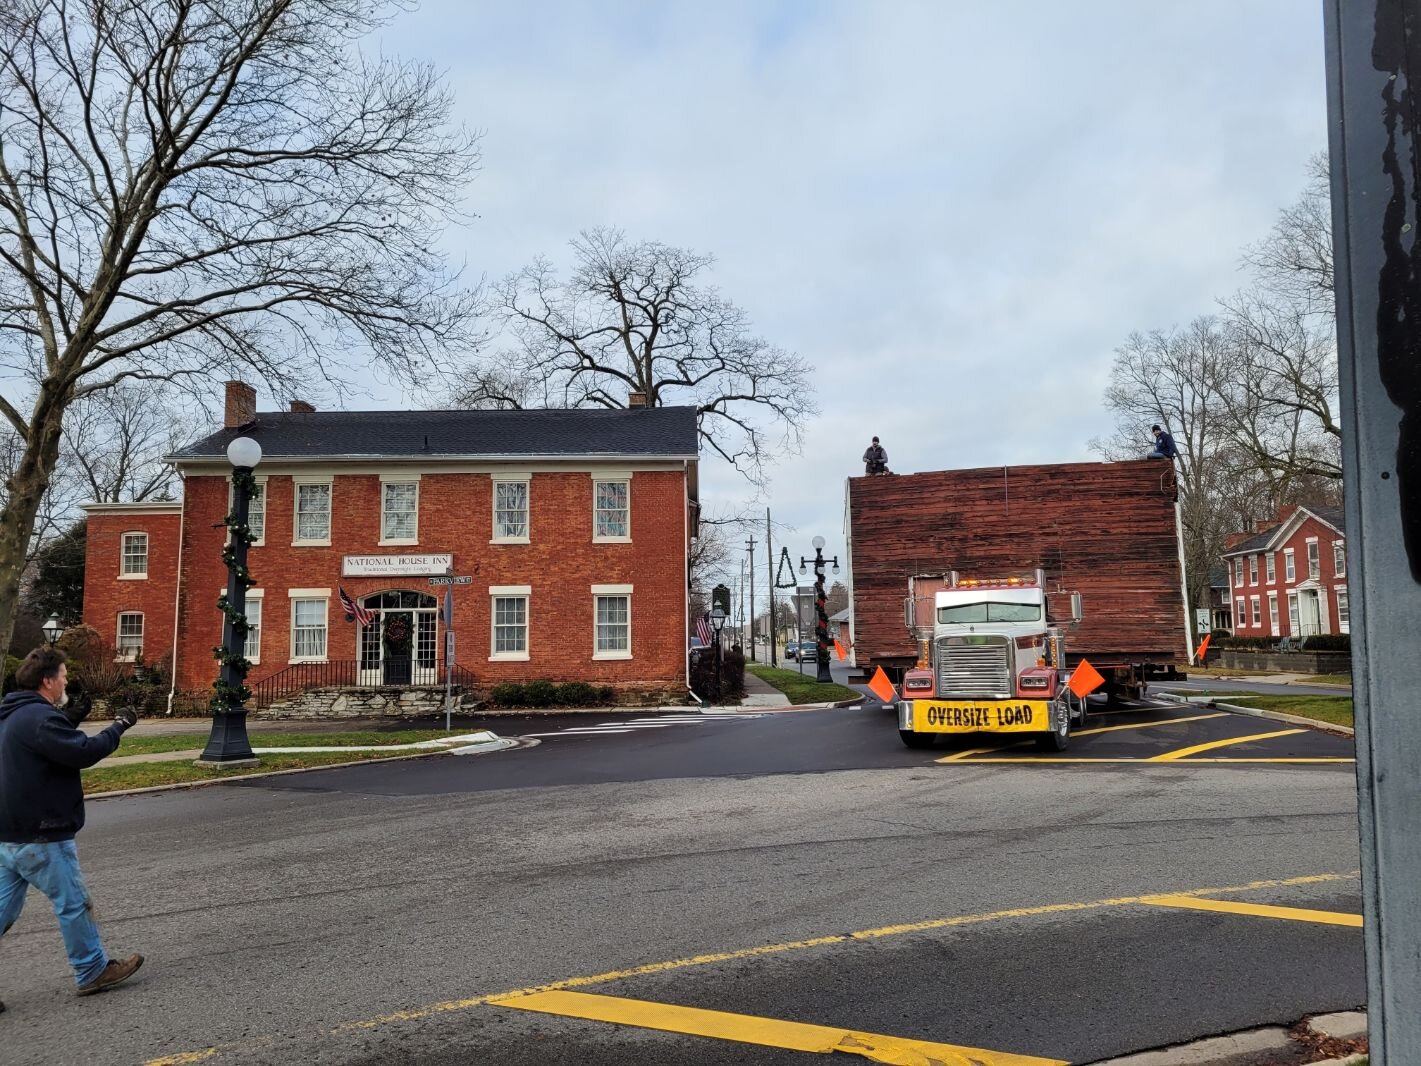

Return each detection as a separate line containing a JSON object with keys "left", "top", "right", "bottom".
{"left": 224, "top": 381, "right": 256, "bottom": 428}
{"left": 1277, "top": 503, "right": 1300, "bottom": 525}
{"left": 1223, "top": 532, "right": 1251, "bottom": 550}
{"left": 289, "top": 399, "right": 316, "bottom": 414}
{"left": 627, "top": 391, "right": 648, "bottom": 409}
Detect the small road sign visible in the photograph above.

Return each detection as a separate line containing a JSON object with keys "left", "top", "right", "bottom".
{"left": 428, "top": 575, "right": 473, "bottom": 585}
{"left": 445, "top": 631, "right": 456, "bottom": 665}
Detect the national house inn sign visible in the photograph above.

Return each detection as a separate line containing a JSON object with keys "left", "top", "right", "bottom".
{"left": 342, "top": 554, "right": 454, "bottom": 577}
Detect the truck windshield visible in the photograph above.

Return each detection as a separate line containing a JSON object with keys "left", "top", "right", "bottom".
{"left": 937, "top": 602, "right": 1042, "bottom": 623}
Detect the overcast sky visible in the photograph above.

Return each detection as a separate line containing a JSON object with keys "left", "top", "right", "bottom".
{"left": 357, "top": 1, "right": 1328, "bottom": 607}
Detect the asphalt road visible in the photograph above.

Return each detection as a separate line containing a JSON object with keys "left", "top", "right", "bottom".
{"left": 1160, "top": 676, "right": 1352, "bottom": 697}
{"left": 0, "top": 704, "right": 1362, "bottom": 1066}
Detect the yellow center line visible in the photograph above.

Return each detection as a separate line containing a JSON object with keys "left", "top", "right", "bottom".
{"left": 140, "top": 871, "right": 1360, "bottom": 1066}
{"left": 943, "top": 757, "right": 1353, "bottom": 765}
{"left": 1149, "top": 728, "right": 1306, "bottom": 761}
{"left": 1140, "top": 894, "right": 1363, "bottom": 927}
{"left": 936, "top": 712, "right": 1230, "bottom": 762}
{"left": 488, "top": 990, "right": 1068, "bottom": 1066}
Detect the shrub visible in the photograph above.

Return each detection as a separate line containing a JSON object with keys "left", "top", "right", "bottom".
{"left": 596, "top": 685, "right": 615, "bottom": 704}
{"left": 690, "top": 646, "right": 745, "bottom": 703}
{"left": 523, "top": 679, "right": 557, "bottom": 707}
{"left": 3, "top": 655, "right": 19, "bottom": 694}
{"left": 1304, "top": 633, "right": 1351, "bottom": 652}
{"left": 489, "top": 682, "right": 526, "bottom": 706}
{"left": 555, "top": 681, "right": 598, "bottom": 707}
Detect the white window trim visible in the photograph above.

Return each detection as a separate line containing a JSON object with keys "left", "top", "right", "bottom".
{"left": 289, "top": 592, "right": 330, "bottom": 664}
{"left": 1235, "top": 597, "right": 1245, "bottom": 627}
{"left": 1267, "top": 592, "right": 1280, "bottom": 637}
{"left": 1234, "top": 559, "right": 1244, "bottom": 588}
{"left": 1265, "top": 552, "right": 1276, "bottom": 584}
{"left": 222, "top": 588, "right": 266, "bottom": 664}
{"left": 1250, "top": 596, "right": 1262, "bottom": 627}
{"left": 379, "top": 476, "right": 420, "bottom": 546}
{"left": 1288, "top": 592, "right": 1300, "bottom": 635}
{"left": 1336, "top": 585, "right": 1350, "bottom": 632}
{"left": 592, "top": 585, "right": 633, "bottom": 660}
{"left": 490, "top": 475, "right": 532, "bottom": 545}
{"left": 489, "top": 586, "right": 531, "bottom": 662}
{"left": 1333, "top": 540, "right": 1346, "bottom": 578}
{"left": 1306, "top": 536, "right": 1321, "bottom": 579}
{"left": 292, "top": 475, "right": 333, "bottom": 547}
{"left": 1284, "top": 549, "right": 1296, "bottom": 583}
{"left": 118, "top": 531, "right": 149, "bottom": 579}
{"left": 227, "top": 473, "right": 269, "bottom": 547}
{"left": 592, "top": 475, "right": 633, "bottom": 544}
{"left": 1249, "top": 555, "right": 1259, "bottom": 585}
{"left": 115, "top": 611, "right": 144, "bottom": 662}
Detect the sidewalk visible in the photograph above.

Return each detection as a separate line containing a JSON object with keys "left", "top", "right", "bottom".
{"left": 740, "top": 669, "right": 791, "bottom": 709}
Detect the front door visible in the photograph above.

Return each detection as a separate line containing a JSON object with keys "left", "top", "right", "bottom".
{"left": 382, "top": 611, "right": 414, "bottom": 685}
{"left": 1299, "top": 591, "right": 1322, "bottom": 637}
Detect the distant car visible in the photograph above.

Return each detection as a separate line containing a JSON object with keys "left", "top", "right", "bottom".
{"left": 785, "top": 641, "right": 817, "bottom": 661}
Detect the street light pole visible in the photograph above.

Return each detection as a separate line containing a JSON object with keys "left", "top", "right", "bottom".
{"left": 799, "top": 536, "right": 840, "bottom": 685}
{"left": 199, "top": 436, "right": 262, "bottom": 767}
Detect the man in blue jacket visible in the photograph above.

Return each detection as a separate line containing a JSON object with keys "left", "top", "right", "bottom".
{"left": 0, "top": 647, "right": 143, "bottom": 1010}
{"left": 1148, "top": 424, "right": 1180, "bottom": 460}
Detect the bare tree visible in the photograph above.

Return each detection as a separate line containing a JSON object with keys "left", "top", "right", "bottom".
{"left": 0, "top": 0, "right": 479, "bottom": 652}
{"left": 62, "top": 383, "right": 185, "bottom": 503}
{"left": 476, "top": 228, "right": 817, "bottom": 481}
{"left": 1240, "top": 153, "right": 1334, "bottom": 317}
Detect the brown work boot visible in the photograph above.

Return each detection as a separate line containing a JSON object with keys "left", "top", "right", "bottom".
{"left": 76, "top": 954, "right": 143, "bottom": 996}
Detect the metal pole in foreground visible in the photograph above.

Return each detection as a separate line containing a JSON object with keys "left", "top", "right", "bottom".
{"left": 1324, "top": 2, "right": 1421, "bottom": 1060}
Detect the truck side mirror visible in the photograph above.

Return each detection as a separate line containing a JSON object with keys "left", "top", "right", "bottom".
{"left": 1070, "top": 592, "right": 1083, "bottom": 625}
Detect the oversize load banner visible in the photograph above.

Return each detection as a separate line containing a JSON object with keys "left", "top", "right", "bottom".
{"left": 911, "top": 699, "right": 1051, "bottom": 733}
{"left": 343, "top": 553, "right": 454, "bottom": 576}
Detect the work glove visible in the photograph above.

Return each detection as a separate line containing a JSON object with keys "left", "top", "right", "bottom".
{"left": 113, "top": 706, "right": 140, "bottom": 732}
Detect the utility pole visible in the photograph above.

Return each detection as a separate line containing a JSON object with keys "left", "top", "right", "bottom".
{"left": 1324, "top": 2, "right": 1421, "bottom": 1060}
{"left": 746, "top": 536, "right": 757, "bottom": 662}
{"left": 766, "top": 509, "right": 778, "bottom": 667}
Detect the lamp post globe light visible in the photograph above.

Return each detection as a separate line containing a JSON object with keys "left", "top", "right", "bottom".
{"left": 798, "top": 538, "right": 840, "bottom": 684}
{"left": 199, "top": 435, "right": 263, "bottom": 767}
{"left": 42, "top": 614, "right": 63, "bottom": 645}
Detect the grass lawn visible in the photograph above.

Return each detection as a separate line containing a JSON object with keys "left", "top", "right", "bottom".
{"left": 112, "top": 728, "right": 459, "bottom": 757}
{"left": 747, "top": 663, "right": 860, "bottom": 705}
{"left": 83, "top": 747, "right": 436, "bottom": 795}
{"left": 1301, "top": 674, "right": 1353, "bottom": 686}
{"left": 1170, "top": 690, "right": 1355, "bottom": 729}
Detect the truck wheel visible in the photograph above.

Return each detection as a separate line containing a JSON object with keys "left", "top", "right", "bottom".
{"left": 899, "top": 730, "right": 936, "bottom": 749}
{"left": 1035, "top": 705, "right": 1070, "bottom": 752}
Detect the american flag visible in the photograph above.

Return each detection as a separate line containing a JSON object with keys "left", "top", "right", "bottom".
{"left": 694, "top": 612, "right": 714, "bottom": 647}
{"left": 339, "top": 586, "right": 375, "bottom": 626}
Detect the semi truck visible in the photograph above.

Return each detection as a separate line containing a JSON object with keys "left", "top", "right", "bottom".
{"left": 844, "top": 460, "right": 1191, "bottom": 750}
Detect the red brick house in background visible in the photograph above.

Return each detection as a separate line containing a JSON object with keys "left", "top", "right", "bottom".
{"left": 1223, "top": 504, "right": 1348, "bottom": 641}
{"left": 83, "top": 382, "right": 701, "bottom": 710}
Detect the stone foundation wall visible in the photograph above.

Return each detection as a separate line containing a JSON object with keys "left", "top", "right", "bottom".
{"left": 1212, "top": 650, "right": 1351, "bottom": 675}
{"left": 256, "top": 686, "right": 479, "bottom": 720}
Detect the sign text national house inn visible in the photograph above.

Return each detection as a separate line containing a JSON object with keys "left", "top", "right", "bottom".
{"left": 342, "top": 553, "right": 454, "bottom": 577}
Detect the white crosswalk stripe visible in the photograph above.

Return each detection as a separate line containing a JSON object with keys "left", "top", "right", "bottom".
{"left": 524, "top": 712, "right": 765, "bottom": 739}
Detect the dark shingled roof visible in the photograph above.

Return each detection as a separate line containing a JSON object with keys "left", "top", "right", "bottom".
{"left": 170, "top": 406, "right": 700, "bottom": 462}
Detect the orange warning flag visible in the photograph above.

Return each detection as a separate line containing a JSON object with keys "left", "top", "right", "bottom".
{"left": 1067, "top": 659, "right": 1106, "bottom": 699}
{"left": 867, "top": 666, "right": 897, "bottom": 705}
{"left": 1194, "top": 634, "right": 1211, "bottom": 663}
{"left": 834, "top": 639, "right": 848, "bottom": 661}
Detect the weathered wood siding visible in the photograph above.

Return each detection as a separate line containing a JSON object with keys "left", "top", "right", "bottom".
{"left": 847, "top": 461, "right": 1187, "bottom": 666}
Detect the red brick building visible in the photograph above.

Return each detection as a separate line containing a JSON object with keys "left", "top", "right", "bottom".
{"left": 1223, "top": 504, "right": 1348, "bottom": 640}
{"left": 83, "top": 382, "right": 701, "bottom": 707}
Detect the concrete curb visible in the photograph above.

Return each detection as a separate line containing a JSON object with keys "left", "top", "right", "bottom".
{"left": 1085, "top": 1009, "right": 1367, "bottom": 1065}
{"left": 87, "top": 735, "right": 528, "bottom": 801}
{"left": 1158, "top": 693, "right": 1355, "bottom": 737}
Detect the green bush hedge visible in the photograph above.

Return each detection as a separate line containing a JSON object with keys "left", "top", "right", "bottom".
{"left": 689, "top": 647, "right": 746, "bottom": 703}
{"left": 1218, "top": 633, "right": 1351, "bottom": 652}
{"left": 488, "top": 681, "right": 618, "bottom": 708}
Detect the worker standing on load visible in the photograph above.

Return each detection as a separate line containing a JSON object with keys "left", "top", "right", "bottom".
{"left": 863, "top": 437, "right": 888, "bottom": 475}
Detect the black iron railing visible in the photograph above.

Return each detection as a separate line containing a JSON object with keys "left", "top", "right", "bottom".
{"left": 250, "top": 660, "right": 482, "bottom": 711}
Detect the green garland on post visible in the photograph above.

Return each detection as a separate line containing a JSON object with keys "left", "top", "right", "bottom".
{"left": 210, "top": 469, "right": 259, "bottom": 714}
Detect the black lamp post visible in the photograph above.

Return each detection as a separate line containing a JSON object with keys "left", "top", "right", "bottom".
{"left": 198, "top": 436, "right": 262, "bottom": 767}
{"left": 710, "top": 605, "right": 728, "bottom": 703}
{"left": 799, "top": 536, "right": 840, "bottom": 684}
{"left": 42, "top": 614, "right": 63, "bottom": 646}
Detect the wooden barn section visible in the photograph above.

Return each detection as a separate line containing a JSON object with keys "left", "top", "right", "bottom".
{"left": 845, "top": 460, "right": 1189, "bottom": 674}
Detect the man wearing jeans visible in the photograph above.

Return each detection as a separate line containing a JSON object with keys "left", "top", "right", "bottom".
{"left": 0, "top": 647, "right": 143, "bottom": 1010}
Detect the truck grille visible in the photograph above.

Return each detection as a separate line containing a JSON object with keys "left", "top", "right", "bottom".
{"left": 936, "top": 640, "right": 1011, "bottom": 698}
